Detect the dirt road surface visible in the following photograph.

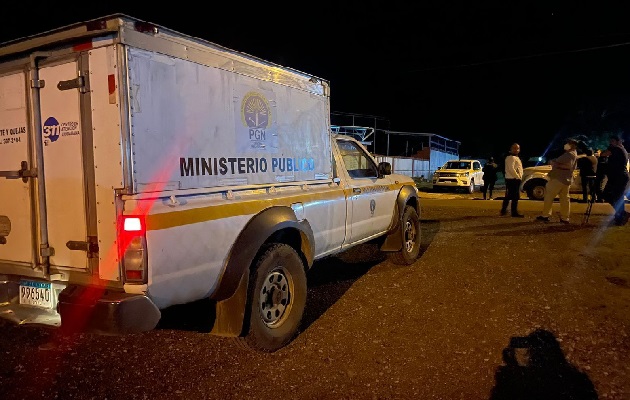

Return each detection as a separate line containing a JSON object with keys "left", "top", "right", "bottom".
{"left": 1, "top": 195, "right": 628, "bottom": 400}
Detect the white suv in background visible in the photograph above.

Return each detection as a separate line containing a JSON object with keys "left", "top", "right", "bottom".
{"left": 432, "top": 159, "right": 484, "bottom": 193}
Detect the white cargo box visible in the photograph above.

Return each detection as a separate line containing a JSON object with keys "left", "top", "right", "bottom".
{"left": 127, "top": 47, "right": 332, "bottom": 191}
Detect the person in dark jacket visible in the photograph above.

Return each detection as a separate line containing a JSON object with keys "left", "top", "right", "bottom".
{"left": 593, "top": 149, "right": 608, "bottom": 203}
{"left": 482, "top": 157, "right": 499, "bottom": 200}
{"left": 577, "top": 149, "right": 597, "bottom": 203}
{"left": 602, "top": 135, "right": 630, "bottom": 225}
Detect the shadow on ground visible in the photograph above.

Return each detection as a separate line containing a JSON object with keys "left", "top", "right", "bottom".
{"left": 490, "top": 329, "right": 598, "bottom": 400}
{"left": 156, "top": 297, "right": 216, "bottom": 333}
{"left": 478, "top": 223, "right": 597, "bottom": 236}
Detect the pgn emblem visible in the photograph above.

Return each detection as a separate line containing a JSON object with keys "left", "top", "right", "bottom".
{"left": 370, "top": 199, "right": 376, "bottom": 216}
{"left": 241, "top": 91, "right": 271, "bottom": 142}
{"left": 42, "top": 117, "right": 60, "bottom": 145}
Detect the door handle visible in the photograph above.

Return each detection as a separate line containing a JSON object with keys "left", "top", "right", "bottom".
{"left": 0, "top": 161, "right": 37, "bottom": 183}
{"left": 353, "top": 188, "right": 361, "bottom": 194}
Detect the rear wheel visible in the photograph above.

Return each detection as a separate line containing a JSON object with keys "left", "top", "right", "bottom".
{"left": 389, "top": 206, "right": 421, "bottom": 265}
{"left": 237, "top": 243, "right": 306, "bottom": 352}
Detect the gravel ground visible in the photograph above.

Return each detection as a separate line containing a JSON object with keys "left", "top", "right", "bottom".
{"left": 1, "top": 197, "right": 628, "bottom": 400}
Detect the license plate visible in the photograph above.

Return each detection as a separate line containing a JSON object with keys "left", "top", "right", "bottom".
{"left": 19, "top": 280, "right": 53, "bottom": 309}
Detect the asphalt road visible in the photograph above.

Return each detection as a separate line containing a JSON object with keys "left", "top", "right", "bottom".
{"left": 1, "top": 195, "right": 629, "bottom": 400}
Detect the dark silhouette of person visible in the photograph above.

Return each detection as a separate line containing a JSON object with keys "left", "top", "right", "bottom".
{"left": 482, "top": 157, "right": 499, "bottom": 200}
{"left": 601, "top": 135, "right": 630, "bottom": 225}
{"left": 577, "top": 149, "right": 598, "bottom": 203}
{"left": 593, "top": 149, "right": 608, "bottom": 203}
{"left": 490, "top": 329, "right": 598, "bottom": 400}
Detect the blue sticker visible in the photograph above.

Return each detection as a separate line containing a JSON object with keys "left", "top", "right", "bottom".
{"left": 42, "top": 117, "right": 60, "bottom": 143}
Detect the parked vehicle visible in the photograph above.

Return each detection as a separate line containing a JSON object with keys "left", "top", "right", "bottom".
{"left": 520, "top": 165, "right": 582, "bottom": 200}
{"left": 0, "top": 15, "right": 421, "bottom": 352}
{"left": 432, "top": 159, "right": 484, "bottom": 193}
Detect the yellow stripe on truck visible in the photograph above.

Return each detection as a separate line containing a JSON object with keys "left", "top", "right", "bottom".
{"left": 146, "top": 188, "right": 345, "bottom": 231}
{"left": 145, "top": 182, "right": 408, "bottom": 231}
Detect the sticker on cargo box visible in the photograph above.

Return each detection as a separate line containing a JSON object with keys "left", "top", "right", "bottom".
{"left": 236, "top": 87, "right": 278, "bottom": 153}
{"left": 42, "top": 116, "right": 80, "bottom": 146}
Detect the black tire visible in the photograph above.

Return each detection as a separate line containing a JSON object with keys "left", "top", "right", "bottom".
{"left": 527, "top": 183, "right": 546, "bottom": 201}
{"left": 237, "top": 243, "right": 307, "bottom": 352}
{"left": 389, "top": 205, "right": 421, "bottom": 265}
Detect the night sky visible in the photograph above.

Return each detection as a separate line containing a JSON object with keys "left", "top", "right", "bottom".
{"left": 2, "top": 2, "right": 629, "bottom": 160}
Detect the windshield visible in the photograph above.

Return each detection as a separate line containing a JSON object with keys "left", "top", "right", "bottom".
{"left": 444, "top": 161, "right": 471, "bottom": 170}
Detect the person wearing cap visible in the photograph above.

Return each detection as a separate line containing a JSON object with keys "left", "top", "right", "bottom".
{"left": 536, "top": 139, "right": 579, "bottom": 223}
{"left": 601, "top": 135, "right": 629, "bottom": 225}
{"left": 482, "top": 156, "right": 499, "bottom": 200}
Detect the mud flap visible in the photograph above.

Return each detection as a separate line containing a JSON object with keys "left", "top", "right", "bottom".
{"left": 210, "top": 271, "right": 249, "bottom": 337}
{"left": 379, "top": 204, "right": 402, "bottom": 252}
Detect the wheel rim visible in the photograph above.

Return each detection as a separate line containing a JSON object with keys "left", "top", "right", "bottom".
{"left": 259, "top": 267, "right": 294, "bottom": 327}
{"left": 404, "top": 220, "right": 417, "bottom": 253}
{"left": 533, "top": 186, "right": 545, "bottom": 199}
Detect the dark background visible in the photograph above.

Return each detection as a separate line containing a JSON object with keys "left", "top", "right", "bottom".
{"left": 2, "top": 1, "right": 630, "bottom": 161}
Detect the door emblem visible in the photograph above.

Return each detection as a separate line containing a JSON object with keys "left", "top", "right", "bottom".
{"left": 370, "top": 199, "right": 376, "bottom": 216}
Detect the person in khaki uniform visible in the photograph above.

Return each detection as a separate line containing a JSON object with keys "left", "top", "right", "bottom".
{"left": 536, "top": 139, "right": 579, "bottom": 223}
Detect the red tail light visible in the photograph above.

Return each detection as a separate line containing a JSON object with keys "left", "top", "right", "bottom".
{"left": 118, "top": 216, "right": 147, "bottom": 283}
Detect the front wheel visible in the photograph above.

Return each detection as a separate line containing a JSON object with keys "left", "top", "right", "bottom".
{"left": 238, "top": 243, "right": 307, "bottom": 352}
{"left": 528, "top": 184, "right": 546, "bottom": 201}
{"left": 389, "top": 205, "right": 421, "bottom": 265}
{"left": 467, "top": 179, "right": 475, "bottom": 194}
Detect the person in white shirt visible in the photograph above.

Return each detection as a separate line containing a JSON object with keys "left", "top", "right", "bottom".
{"left": 501, "top": 143, "right": 524, "bottom": 217}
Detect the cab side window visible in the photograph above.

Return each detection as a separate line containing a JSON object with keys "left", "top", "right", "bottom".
{"left": 337, "top": 139, "right": 378, "bottom": 178}
{"left": 474, "top": 162, "right": 481, "bottom": 170}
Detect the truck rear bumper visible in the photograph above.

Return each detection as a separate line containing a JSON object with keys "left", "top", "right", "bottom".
{"left": 0, "top": 277, "right": 161, "bottom": 334}
{"left": 57, "top": 285, "right": 161, "bottom": 334}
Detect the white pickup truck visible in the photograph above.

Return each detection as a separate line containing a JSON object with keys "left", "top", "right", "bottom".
{"left": 0, "top": 15, "right": 421, "bottom": 351}
{"left": 432, "top": 159, "right": 484, "bottom": 193}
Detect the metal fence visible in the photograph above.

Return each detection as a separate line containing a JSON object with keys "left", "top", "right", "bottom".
{"left": 375, "top": 156, "right": 432, "bottom": 180}
{"left": 376, "top": 150, "right": 460, "bottom": 180}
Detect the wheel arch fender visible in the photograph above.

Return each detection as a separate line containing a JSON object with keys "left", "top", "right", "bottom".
{"left": 523, "top": 176, "right": 549, "bottom": 192}
{"left": 210, "top": 206, "right": 314, "bottom": 337}
{"left": 212, "top": 206, "right": 314, "bottom": 302}
{"left": 380, "top": 185, "right": 420, "bottom": 252}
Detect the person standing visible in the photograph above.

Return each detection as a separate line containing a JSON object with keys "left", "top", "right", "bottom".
{"left": 594, "top": 149, "right": 608, "bottom": 203}
{"left": 536, "top": 139, "right": 579, "bottom": 223}
{"left": 501, "top": 143, "right": 524, "bottom": 217}
{"left": 577, "top": 149, "right": 598, "bottom": 203}
{"left": 482, "top": 157, "right": 499, "bottom": 200}
{"left": 601, "top": 135, "right": 629, "bottom": 226}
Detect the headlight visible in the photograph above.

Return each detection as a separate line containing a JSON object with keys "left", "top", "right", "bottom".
{"left": 458, "top": 172, "right": 469, "bottom": 177}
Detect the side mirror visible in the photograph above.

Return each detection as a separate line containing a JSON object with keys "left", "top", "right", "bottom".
{"left": 437, "top": 166, "right": 442, "bottom": 170}
{"left": 378, "top": 162, "right": 392, "bottom": 176}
